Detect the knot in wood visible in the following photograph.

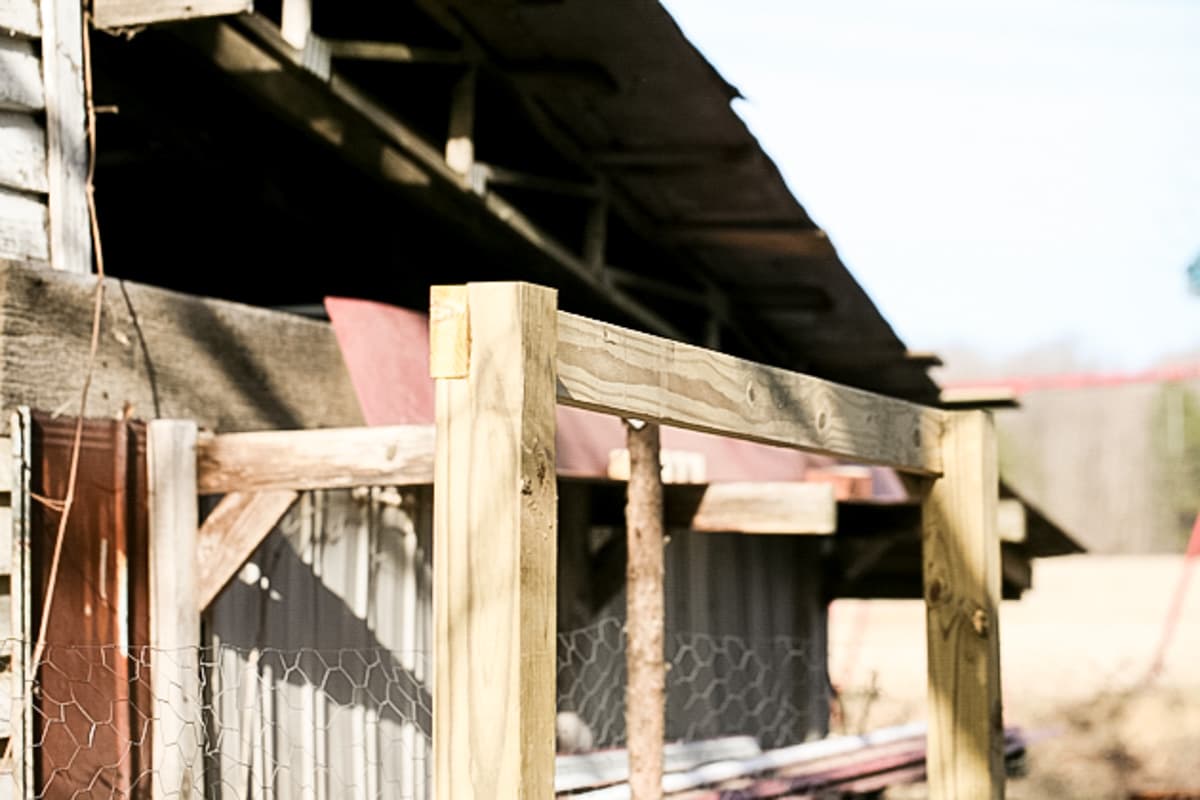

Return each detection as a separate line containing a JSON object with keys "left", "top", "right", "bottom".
{"left": 926, "top": 578, "right": 943, "bottom": 605}
{"left": 971, "top": 608, "right": 990, "bottom": 638}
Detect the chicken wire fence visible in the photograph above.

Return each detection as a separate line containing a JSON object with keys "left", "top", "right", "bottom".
{"left": 9, "top": 642, "right": 430, "bottom": 799}
{"left": 556, "top": 616, "right": 827, "bottom": 751}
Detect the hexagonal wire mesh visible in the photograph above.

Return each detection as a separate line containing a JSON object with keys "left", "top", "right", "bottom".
{"left": 16, "top": 642, "right": 430, "bottom": 799}
{"left": 556, "top": 616, "right": 825, "bottom": 751}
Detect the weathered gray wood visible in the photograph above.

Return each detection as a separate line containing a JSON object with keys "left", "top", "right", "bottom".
{"left": 0, "top": 189, "right": 48, "bottom": 262}
{"left": 147, "top": 420, "right": 203, "bottom": 798}
{"left": 0, "top": 260, "right": 364, "bottom": 430}
{"left": 196, "top": 425, "right": 435, "bottom": 494}
{"left": 0, "top": 38, "right": 43, "bottom": 111}
{"left": 40, "top": 0, "right": 90, "bottom": 273}
{"left": 556, "top": 312, "right": 945, "bottom": 475}
{"left": 93, "top": 0, "right": 249, "bottom": 28}
{"left": 0, "top": 0, "right": 40, "bottom": 38}
{"left": 0, "top": 111, "right": 48, "bottom": 193}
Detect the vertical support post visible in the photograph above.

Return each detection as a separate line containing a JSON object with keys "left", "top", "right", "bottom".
{"left": 147, "top": 420, "right": 203, "bottom": 799}
{"left": 583, "top": 189, "right": 607, "bottom": 273}
{"left": 40, "top": 0, "right": 92, "bottom": 273}
{"left": 431, "top": 282, "right": 558, "bottom": 800}
{"left": 625, "top": 420, "right": 664, "bottom": 800}
{"left": 445, "top": 68, "right": 477, "bottom": 176}
{"left": 280, "top": 0, "right": 312, "bottom": 50}
{"left": 921, "top": 410, "right": 1004, "bottom": 800}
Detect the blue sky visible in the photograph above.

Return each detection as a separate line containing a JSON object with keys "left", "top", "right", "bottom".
{"left": 662, "top": 0, "right": 1200, "bottom": 372}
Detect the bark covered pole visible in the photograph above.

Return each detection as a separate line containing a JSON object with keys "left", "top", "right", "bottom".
{"left": 624, "top": 419, "right": 665, "bottom": 800}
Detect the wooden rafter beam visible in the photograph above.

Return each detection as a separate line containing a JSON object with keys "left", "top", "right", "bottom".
{"left": 327, "top": 40, "right": 468, "bottom": 64}
{"left": 661, "top": 223, "right": 831, "bottom": 256}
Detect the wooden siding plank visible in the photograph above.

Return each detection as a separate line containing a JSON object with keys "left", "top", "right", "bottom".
{"left": 39, "top": 0, "right": 91, "bottom": 273}
{"left": 556, "top": 311, "right": 944, "bottom": 475}
{"left": 921, "top": 411, "right": 1004, "bottom": 799}
{"left": 0, "top": 260, "right": 364, "bottom": 431}
{"left": 689, "top": 482, "right": 836, "bottom": 535}
{"left": 0, "top": 38, "right": 42, "bottom": 111}
{"left": 147, "top": 420, "right": 203, "bottom": 798}
{"left": 0, "top": 111, "right": 48, "bottom": 194}
{"left": 196, "top": 425, "right": 435, "bottom": 495}
{"left": 92, "top": 0, "right": 249, "bottom": 29}
{"left": 433, "top": 283, "right": 557, "bottom": 800}
{"left": 195, "top": 489, "right": 297, "bottom": 609}
{"left": 0, "top": 0, "right": 39, "bottom": 39}
{"left": 0, "top": 188, "right": 48, "bottom": 262}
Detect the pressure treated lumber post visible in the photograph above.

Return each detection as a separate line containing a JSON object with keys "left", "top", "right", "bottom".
{"left": 431, "top": 283, "right": 558, "bottom": 800}
{"left": 625, "top": 420, "right": 665, "bottom": 800}
{"left": 146, "top": 420, "right": 203, "bottom": 798}
{"left": 921, "top": 410, "right": 1004, "bottom": 800}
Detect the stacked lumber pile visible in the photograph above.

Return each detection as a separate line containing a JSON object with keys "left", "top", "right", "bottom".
{"left": 555, "top": 723, "right": 1029, "bottom": 799}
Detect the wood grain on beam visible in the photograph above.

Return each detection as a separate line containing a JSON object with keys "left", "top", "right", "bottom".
{"left": 433, "top": 283, "right": 558, "bottom": 799}
{"left": 147, "top": 421, "right": 204, "bottom": 797}
{"left": 0, "top": 260, "right": 363, "bottom": 431}
{"left": 662, "top": 223, "right": 830, "bottom": 256}
{"left": 196, "top": 425, "right": 435, "bottom": 494}
{"left": 92, "top": 0, "right": 249, "bottom": 28}
{"left": 556, "top": 311, "right": 944, "bottom": 475}
{"left": 690, "top": 482, "right": 836, "bottom": 535}
{"left": 921, "top": 410, "right": 1004, "bottom": 799}
{"left": 195, "top": 489, "right": 298, "bottom": 608}
{"left": 328, "top": 40, "right": 468, "bottom": 64}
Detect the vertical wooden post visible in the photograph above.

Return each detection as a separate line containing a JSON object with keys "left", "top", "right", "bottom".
{"left": 147, "top": 420, "right": 203, "bottom": 799}
{"left": 445, "top": 68, "right": 477, "bottom": 176}
{"left": 625, "top": 420, "right": 664, "bottom": 800}
{"left": 431, "top": 282, "right": 558, "bottom": 800}
{"left": 41, "top": 0, "right": 92, "bottom": 273}
{"left": 280, "top": 0, "right": 312, "bottom": 50}
{"left": 921, "top": 410, "right": 1004, "bottom": 800}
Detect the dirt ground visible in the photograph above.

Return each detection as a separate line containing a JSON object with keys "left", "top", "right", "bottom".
{"left": 827, "top": 555, "right": 1200, "bottom": 799}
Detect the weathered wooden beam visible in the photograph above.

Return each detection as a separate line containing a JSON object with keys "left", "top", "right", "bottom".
{"left": 556, "top": 311, "right": 945, "bottom": 475}
{"left": 0, "top": 0, "right": 40, "bottom": 37}
{"left": 474, "top": 162, "right": 602, "bottom": 200}
{"left": 328, "top": 39, "right": 468, "bottom": 64}
{"left": 0, "top": 112, "right": 48, "bottom": 194}
{"left": 432, "top": 282, "right": 557, "bottom": 800}
{"left": 195, "top": 489, "right": 298, "bottom": 608}
{"left": 193, "top": 15, "right": 685, "bottom": 342}
{"left": 40, "top": 0, "right": 90, "bottom": 273}
{"left": 92, "top": 0, "right": 249, "bottom": 28}
{"left": 196, "top": 425, "right": 435, "bottom": 494}
{"left": 921, "top": 410, "right": 1004, "bottom": 799}
{"left": 0, "top": 260, "right": 363, "bottom": 430}
{"left": 147, "top": 420, "right": 203, "bottom": 798}
{"left": 689, "top": 482, "right": 836, "bottom": 535}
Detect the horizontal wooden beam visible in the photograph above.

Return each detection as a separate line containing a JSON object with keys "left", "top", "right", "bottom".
{"left": 195, "top": 489, "right": 298, "bottom": 608}
{"left": 93, "top": 0, "right": 251, "bottom": 29}
{"left": 196, "top": 424, "right": 435, "bottom": 494}
{"left": 328, "top": 39, "right": 468, "bottom": 64}
{"left": 473, "top": 162, "right": 601, "bottom": 199}
{"left": 0, "top": 112, "right": 49, "bottom": 194}
{"left": 555, "top": 311, "right": 945, "bottom": 475}
{"left": 689, "top": 482, "right": 836, "bottom": 534}
{"left": 0, "top": 189, "right": 49, "bottom": 263}
{"left": 0, "top": 38, "right": 44, "bottom": 111}
{"left": 0, "top": 260, "right": 363, "bottom": 430}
